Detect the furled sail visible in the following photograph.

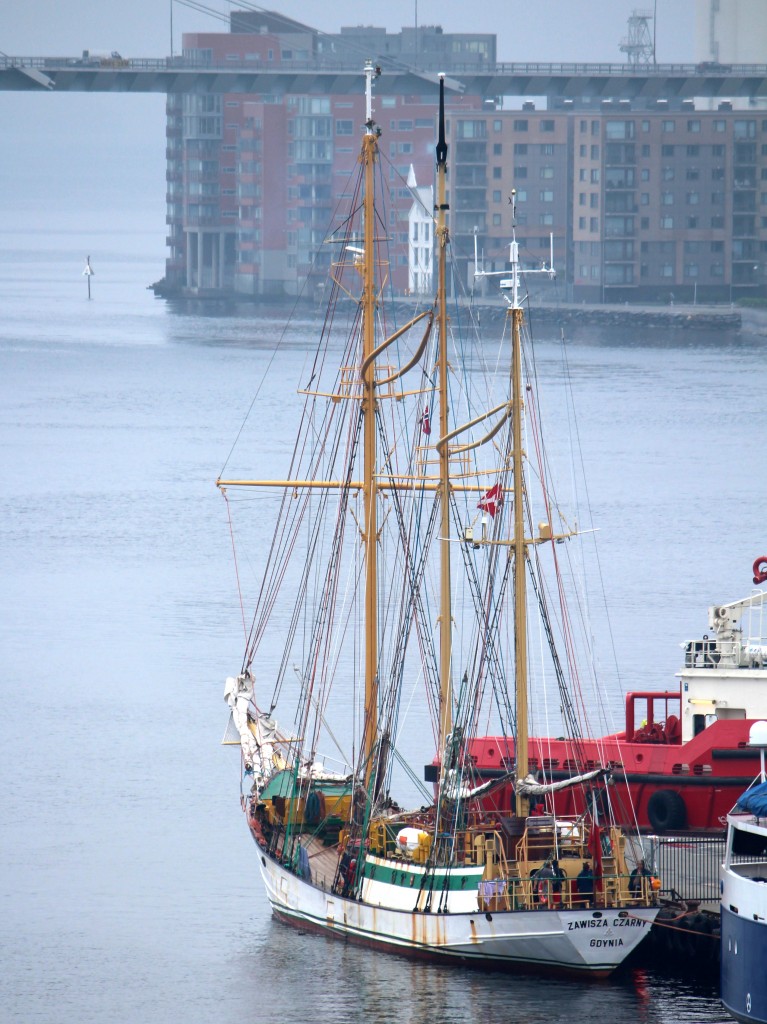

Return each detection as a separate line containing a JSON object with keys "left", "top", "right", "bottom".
{"left": 517, "top": 767, "right": 610, "bottom": 796}
{"left": 223, "top": 672, "right": 277, "bottom": 785}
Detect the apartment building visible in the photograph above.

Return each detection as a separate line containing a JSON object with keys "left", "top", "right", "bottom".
{"left": 163, "top": 15, "right": 767, "bottom": 304}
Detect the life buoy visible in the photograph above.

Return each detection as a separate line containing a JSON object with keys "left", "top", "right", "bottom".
{"left": 753, "top": 556, "right": 767, "bottom": 585}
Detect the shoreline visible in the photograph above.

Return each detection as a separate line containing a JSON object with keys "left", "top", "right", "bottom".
{"left": 152, "top": 281, "right": 767, "bottom": 335}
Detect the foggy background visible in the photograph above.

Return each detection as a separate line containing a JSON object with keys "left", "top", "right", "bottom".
{"left": 1, "top": 1, "right": 695, "bottom": 245}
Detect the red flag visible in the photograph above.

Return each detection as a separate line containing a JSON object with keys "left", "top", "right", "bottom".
{"left": 478, "top": 483, "right": 503, "bottom": 518}
{"left": 420, "top": 405, "right": 431, "bottom": 436}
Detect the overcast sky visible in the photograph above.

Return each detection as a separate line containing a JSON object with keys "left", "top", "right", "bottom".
{"left": 0, "top": 1, "right": 696, "bottom": 237}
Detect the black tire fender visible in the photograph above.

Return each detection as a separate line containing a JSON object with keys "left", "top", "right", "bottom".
{"left": 647, "top": 788, "right": 687, "bottom": 832}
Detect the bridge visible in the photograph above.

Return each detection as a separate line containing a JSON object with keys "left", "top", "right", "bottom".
{"left": 3, "top": 55, "right": 767, "bottom": 99}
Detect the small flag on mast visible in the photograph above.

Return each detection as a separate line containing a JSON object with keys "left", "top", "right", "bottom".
{"left": 420, "top": 404, "right": 431, "bottom": 436}
{"left": 477, "top": 483, "right": 504, "bottom": 518}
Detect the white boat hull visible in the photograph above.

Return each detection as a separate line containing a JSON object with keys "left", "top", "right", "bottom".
{"left": 256, "top": 848, "right": 657, "bottom": 975}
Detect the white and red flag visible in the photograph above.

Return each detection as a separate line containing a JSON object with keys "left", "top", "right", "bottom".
{"left": 420, "top": 405, "right": 431, "bottom": 436}
{"left": 477, "top": 483, "right": 504, "bottom": 518}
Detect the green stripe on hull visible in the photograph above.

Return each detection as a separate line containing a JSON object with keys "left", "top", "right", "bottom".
{"left": 363, "top": 856, "right": 484, "bottom": 891}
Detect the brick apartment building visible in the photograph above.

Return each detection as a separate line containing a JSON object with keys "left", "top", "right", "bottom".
{"left": 163, "top": 11, "right": 767, "bottom": 304}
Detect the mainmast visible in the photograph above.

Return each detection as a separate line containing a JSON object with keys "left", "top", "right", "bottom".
{"left": 435, "top": 74, "right": 453, "bottom": 768}
{"left": 361, "top": 61, "right": 380, "bottom": 786}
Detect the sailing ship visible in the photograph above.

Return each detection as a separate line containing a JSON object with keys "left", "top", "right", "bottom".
{"left": 219, "top": 62, "right": 658, "bottom": 975}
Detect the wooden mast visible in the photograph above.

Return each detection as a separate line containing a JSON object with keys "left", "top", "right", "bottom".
{"left": 361, "top": 61, "right": 379, "bottom": 786}
{"left": 508, "top": 242, "right": 530, "bottom": 820}
{"left": 435, "top": 74, "right": 453, "bottom": 767}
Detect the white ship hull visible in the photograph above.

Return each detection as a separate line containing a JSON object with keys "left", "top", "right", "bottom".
{"left": 256, "top": 848, "right": 658, "bottom": 975}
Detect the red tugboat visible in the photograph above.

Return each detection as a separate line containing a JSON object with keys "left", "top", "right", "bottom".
{"left": 465, "top": 577, "right": 767, "bottom": 833}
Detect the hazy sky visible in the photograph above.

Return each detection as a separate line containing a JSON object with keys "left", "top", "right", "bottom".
{"left": 0, "top": 1, "right": 696, "bottom": 237}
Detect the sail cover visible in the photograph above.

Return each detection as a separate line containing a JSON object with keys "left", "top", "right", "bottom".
{"left": 736, "top": 779, "right": 767, "bottom": 817}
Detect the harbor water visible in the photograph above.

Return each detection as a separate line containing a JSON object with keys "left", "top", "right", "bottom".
{"left": 2, "top": 221, "right": 765, "bottom": 1023}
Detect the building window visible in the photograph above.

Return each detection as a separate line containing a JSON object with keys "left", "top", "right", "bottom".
{"left": 684, "top": 263, "right": 699, "bottom": 277}
{"left": 590, "top": 169, "right": 600, "bottom": 183}
{"left": 641, "top": 144, "right": 651, "bottom": 156}
{"left": 493, "top": 119, "right": 502, "bottom": 131}
{"left": 661, "top": 263, "right": 673, "bottom": 278}
{"left": 661, "top": 145, "right": 675, "bottom": 156}
{"left": 514, "top": 143, "right": 528, "bottom": 155}
{"left": 493, "top": 213, "right": 502, "bottom": 225}
{"left": 578, "top": 216, "right": 586, "bottom": 228}
{"left": 687, "top": 216, "right": 699, "bottom": 228}
{"left": 605, "top": 121, "right": 634, "bottom": 140}
{"left": 713, "top": 120, "right": 726, "bottom": 133}
{"left": 579, "top": 193, "right": 586, "bottom": 206}
{"left": 662, "top": 167, "right": 675, "bottom": 181}
{"left": 493, "top": 167, "right": 502, "bottom": 179}
{"left": 513, "top": 119, "right": 528, "bottom": 131}
{"left": 686, "top": 168, "right": 700, "bottom": 181}
{"left": 686, "top": 145, "right": 700, "bottom": 157}
{"left": 493, "top": 143, "right": 502, "bottom": 155}
{"left": 540, "top": 143, "right": 554, "bottom": 155}
{"left": 641, "top": 168, "right": 650, "bottom": 181}
{"left": 541, "top": 166, "right": 554, "bottom": 179}
{"left": 540, "top": 189, "right": 554, "bottom": 201}
{"left": 687, "top": 192, "right": 699, "bottom": 205}
{"left": 662, "top": 120, "right": 675, "bottom": 132}
{"left": 687, "top": 120, "right": 701, "bottom": 133}
{"left": 641, "top": 193, "right": 650, "bottom": 205}
{"left": 539, "top": 213, "right": 554, "bottom": 225}
{"left": 514, "top": 166, "right": 528, "bottom": 178}
{"left": 661, "top": 216, "right": 674, "bottom": 229}
{"left": 712, "top": 144, "right": 725, "bottom": 156}
{"left": 336, "top": 120, "right": 354, "bottom": 135}
{"left": 641, "top": 217, "right": 649, "bottom": 229}
{"left": 590, "top": 217, "right": 599, "bottom": 231}
{"left": 591, "top": 144, "right": 600, "bottom": 159}
{"left": 734, "top": 120, "right": 756, "bottom": 139}
{"left": 662, "top": 192, "right": 674, "bottom": 205}
{"left": 540, "top": 119, "right": 555, "bottom": 132}
{"left": 580, "top": 144, "right": 587, "bottom": 156}
{"left": 493, "top": 190, "right": 502, "bottom": 202}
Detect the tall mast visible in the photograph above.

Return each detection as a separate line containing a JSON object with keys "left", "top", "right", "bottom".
{"left": 435, "top": 74, "right": 453, "bottom": 765}
{"left": 361, "top": 61, "right": 379, "bottom": 785}
{"left": 508, "top": 237, "right": 530, "bottom": 819}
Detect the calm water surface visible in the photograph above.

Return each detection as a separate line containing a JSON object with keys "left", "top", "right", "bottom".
{"left": 2, "top": 229, "right": 761, "bottom": 1022}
